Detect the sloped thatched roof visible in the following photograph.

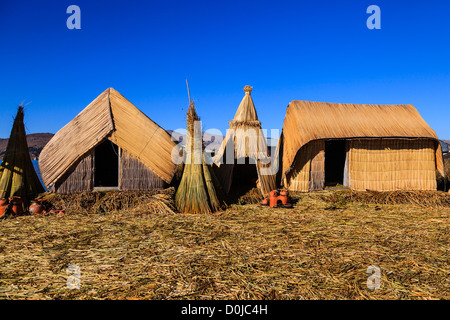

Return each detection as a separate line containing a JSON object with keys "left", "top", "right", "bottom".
{"left": 212, "top": 86, "right": 276, "bottom": 196}
{"left": 278, "top": 100, "right": 445, "bottom": 178}
{"left": 39, "top": 88, "right": 177, "bottom": 189}
{"left": 0, "top": 106, "right": 44, "bottom": 206}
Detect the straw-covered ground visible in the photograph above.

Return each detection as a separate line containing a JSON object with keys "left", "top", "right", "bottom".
{"left": 0, "top": 188, "right": 449, "bottom": 300}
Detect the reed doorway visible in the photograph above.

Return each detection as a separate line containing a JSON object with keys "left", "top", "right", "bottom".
{"left": 325, "top": 140, "right": 346, "bottom": 186}
{"left": 94, "top": 140, "right": 119, "bottom": 188}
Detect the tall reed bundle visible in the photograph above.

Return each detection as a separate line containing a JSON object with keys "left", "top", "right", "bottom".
{"left": 175, "top": 101, "right": 224, "bottom": 214}
{"left": 0, "top": 106, "right": 44, "bottom": 208}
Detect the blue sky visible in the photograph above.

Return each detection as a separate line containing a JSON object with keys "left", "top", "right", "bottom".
{"left": 0, "top": 0, "right": 449, "bottom": 140}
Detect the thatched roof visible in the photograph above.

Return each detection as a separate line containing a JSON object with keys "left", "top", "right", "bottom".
{"left": 39, "top": 88, "right": 177, "bottom": 189}
{"left": 212, "top": 86, "right": 276, "bottom": 196}
{"left": 278, "top": 100, "right": 445, "bottom": 178}
{"left": 212, "top": 86, "right": 271, "bottom": 162}
{"left": 0, "top": 106, "right": 44, "bottom": 206}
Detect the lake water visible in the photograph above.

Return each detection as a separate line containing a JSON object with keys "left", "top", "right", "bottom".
{"left": 32, "top": 159, "right": 44, "bottom": 186}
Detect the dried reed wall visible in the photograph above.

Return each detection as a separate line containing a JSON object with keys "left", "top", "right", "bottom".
{"left": 120, "top": 149, "right": 166, "bottom": 190}
{"left": 348, "top": 139, "right": 437, "bottom": 191}
{"left": 54, "top": 147, "right": 166, "bottom": 194}
{"left": 285, "top": 138, "right": 438, "bottom": 192}
{"left": 55, "top": 150, "right": 94, "bottom": 194}
{"left": 285, "top": 140, "right": 324, "bottom": 192}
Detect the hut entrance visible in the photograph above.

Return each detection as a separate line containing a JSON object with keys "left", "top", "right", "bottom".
{"left": 94, "top": 140, "right": 119, "bottom": 188}
{"left": 325, "top": 140, "right": 346, "bottom": 186}
{"left": 229, "top": 157, "right": 259, "bottom": 200}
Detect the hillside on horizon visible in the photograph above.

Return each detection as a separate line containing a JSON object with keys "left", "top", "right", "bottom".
{"left": 0, "top": 132, "right": 54, "bottom": 159}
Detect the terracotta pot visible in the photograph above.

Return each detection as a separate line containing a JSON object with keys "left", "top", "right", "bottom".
{"left": 9, "top": 197, "right": 23, "bottom": 215}
{"left": 0, "top": 198, "right": 8, "bottom": 206}
{"left": 269, "top": 190, "right": 290, "bottom": 208}
{"left": 269, "top": 190, "right": 280, "bottom": 208}
{"left": 0, "top": 205, "right": 8, "bottom": 218}
{"left": 261, "top": 198, "right": 269, "bottom": 206}
{"left": 29, "top": 200, "right": 44, "bottom": 215}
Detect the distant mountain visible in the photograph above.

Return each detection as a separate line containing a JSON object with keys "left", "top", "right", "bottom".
{"left": 0, "top": 133, "right": 54, "bottom": 159}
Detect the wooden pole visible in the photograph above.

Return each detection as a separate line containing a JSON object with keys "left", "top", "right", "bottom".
{"left": 186, "top": 79, "right": 191, "bottom": 105}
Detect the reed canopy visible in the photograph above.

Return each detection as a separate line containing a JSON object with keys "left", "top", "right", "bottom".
{"left": 275, "top": 100, "right": 445, "bottom": 192}
{"left": 0, "top": 106, "right": 44, "bottom": 207}
{"left": 212, "top": 86, "right": 276, "bottom": 197}
{"left": 39, "top": 88, "right": 177, "bottom": 194}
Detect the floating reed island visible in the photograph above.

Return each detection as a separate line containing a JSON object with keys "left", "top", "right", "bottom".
{"left": 0, "top": 189, "right": 449, "bottom": 300}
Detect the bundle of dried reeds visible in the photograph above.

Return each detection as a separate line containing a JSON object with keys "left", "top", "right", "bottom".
{"left": 175, "top": 101, "right": 224, "bottom": 214}
{"left": 325, "top": 189, "right": 450, "bottom": 208}
{"left": 40, "top": 188, "right": 176, "bottom": 215}
{"left": 0, "top": 106, "right": 44, "bottom": 209}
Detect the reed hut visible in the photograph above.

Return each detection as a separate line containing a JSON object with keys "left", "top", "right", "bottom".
{"left": 39, "top": 88, "right": 177, "bottom": 194}
{"left": 275, "top": 101, "right": 445, "bottom": 192}
{"left": 212, "top": 86, "right": 276, "bottom": 197}
{"left": 0, "top": 106, "right": 44, "bottom": 208}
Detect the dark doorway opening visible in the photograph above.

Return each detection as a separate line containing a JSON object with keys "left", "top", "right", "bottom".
{"left": 325, "top": 140, "right": 346, "bottom": 186}
{"left": 94, "top": 140, "right": 119, "bottom": 187}
{"left": 228, "top": 157, "right": 259, "bottom": 201}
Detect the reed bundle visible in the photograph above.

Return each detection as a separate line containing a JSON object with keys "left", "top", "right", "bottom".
{"left": 0, "top": 106, "right": 44, "bottom": 208}
{"left": 39, "top": 188, "right": 176, "bottom": 215}
{"left": 325, "top": 189, "right": 450, "bottom": 208}
{"left": 175, "top": 102, "right": 224, "bottom": 214}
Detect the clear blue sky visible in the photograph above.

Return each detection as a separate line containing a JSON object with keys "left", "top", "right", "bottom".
{"left": 0, "top": 0, "right": 449, "bottom": 140}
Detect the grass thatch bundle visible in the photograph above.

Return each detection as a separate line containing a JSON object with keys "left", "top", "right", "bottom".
{"left": 39, "top": 188, "right": 176, "bottom": 215}
{"left": 323, "top": 189, "right": 450, "bottom": 208}
{"left": 0, "top": 106, "right": 44, "bottom": 209}
{"left": 175, "top": 102, "right": 225, "bottom": 214}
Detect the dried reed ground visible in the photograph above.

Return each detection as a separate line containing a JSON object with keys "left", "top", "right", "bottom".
{"left": 0, "top": 190, "right": 449, "bottom": 300}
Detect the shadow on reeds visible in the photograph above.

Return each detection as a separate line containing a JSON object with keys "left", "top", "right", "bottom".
{"left": 39, "top": 188, "right": 177, "bottom": 215}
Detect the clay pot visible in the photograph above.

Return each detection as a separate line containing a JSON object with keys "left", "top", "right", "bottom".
{"left": 261, "top": 198, "right": 269, "bottom": 206}
{"left": 0, "top": 205, "right": 8, "bottom": 218}
{"left": 269, "top": 190, "right": 280, "bottom": 208}
{"left": 9, "top": 196, "right": 23, "bottom": 215}
{"left": 269, "top": 190, "right": 291, "bottom": 208}
{"left": 278, "top": 190, "right": 289, "bottom": 205}
{"left": 29, "top": 200, "right": 44, "bottom": 215}
{"left": 0, "top": 198, "right": 8, "bottom": 206}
